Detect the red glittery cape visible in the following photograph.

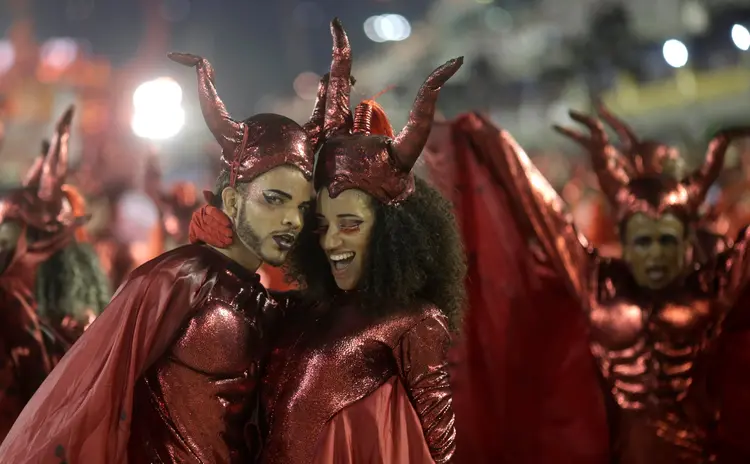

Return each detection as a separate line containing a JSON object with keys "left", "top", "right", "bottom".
{"left": 0, "top": 245, "right": 215, "bottom": 463}
{"left": 424, "top": 113, "right": 610, "bottom": 464}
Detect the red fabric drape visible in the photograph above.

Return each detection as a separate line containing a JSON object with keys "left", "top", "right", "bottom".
{"left": 424, "top": 114, "right": 609, "bottom": 464}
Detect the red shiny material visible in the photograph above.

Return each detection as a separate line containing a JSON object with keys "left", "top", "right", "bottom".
{"left": 0, "top": 245, "right": 280, "bottom": 463}
{"left": 313, "top": 376, "right": 435, "bottom": 463}
{"left": 0, "top": 106, "right": 84, "bottom": 233}
{"left": 260, "top": 295, "right": 455, "bottom": 464}
{"left": 315, "top": 19, "right": 463, "bottom": 204}
{"left": 458, "top": 112, "right": 750, "bottom": 463}
{"left": 424, "top": 115, "right": 609, "bottom": 464}
{"left": 168, "top": 52, "right": 327, "bottom": 184}
{"left": 0, "top": 232, "right": 62, "bottom": 440}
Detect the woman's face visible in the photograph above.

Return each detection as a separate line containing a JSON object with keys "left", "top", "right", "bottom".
{"left": 316, "top": 188, "right": 375, "bottom": 291}
{"left": 622, "top": 212, "right": 687, "bottom": 289}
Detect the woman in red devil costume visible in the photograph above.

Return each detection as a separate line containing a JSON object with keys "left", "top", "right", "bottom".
{"left": 261, "top": 22, "right": 463, "bottom": 463}
{"left": 0, "top": 106, "right": 109, "bottom": 439}
{"left": 191, "top": 19, "right": 464, "bottom": 464}
{"left": 430, "top": 109, "right": 750, "bottom": 463}
{"left": 0, "top": 36, "right": 335, "bottom": 461}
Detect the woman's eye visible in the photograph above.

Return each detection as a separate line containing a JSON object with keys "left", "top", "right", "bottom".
{"left": 313, "top": 225, "right": 329, "bottom": 235}
{"left": 339, "top": 222, "right": 362, "bottom": 232}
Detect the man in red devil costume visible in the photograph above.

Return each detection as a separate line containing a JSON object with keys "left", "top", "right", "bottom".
{"left": 0, "top": 106, "right": 109, "bottom": 439}
{"left": 426, "top": 111, "right": 750, "bottom": 463}
{"left": 0, "top": 26, "right": 339, "bottom": 459}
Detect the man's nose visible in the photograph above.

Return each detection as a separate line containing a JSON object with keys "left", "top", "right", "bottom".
{"left": 282, "top": 209, "right": 303, "bottom": 230}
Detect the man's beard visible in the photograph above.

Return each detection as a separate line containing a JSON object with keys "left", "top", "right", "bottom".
{"left": 235, "top": 207, "right": 285, "bottom": 267}
{"left": 236, "top": 206, "right": 262, "bottom": 255}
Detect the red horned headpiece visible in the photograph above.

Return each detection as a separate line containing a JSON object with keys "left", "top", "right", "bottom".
{"left": 554, "top": 107, "right": 750, "bottom": 222}
{"left": 314, "top": 19, "right": 463, "bottom": 205}
{"left": 0, "top": 106, "right": 85, "bottom": 232}
{"left": 594, "top": 101, "right": 685, "bottom": 180}
{"left": 168, "top": 51, "right": 329, "bottom": 186}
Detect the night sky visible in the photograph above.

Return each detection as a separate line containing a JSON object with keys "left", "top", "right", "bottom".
{"left": 12, "top": 0, "right": 434, "bottom": 115}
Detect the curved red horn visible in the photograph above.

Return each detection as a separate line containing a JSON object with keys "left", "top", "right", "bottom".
{"left": 565, "top": 110, "right": 630, "bottom": 206}
{"left": 685, "top": 127, "right": 749, "bottom": 209}
{"left": 391, "top": 57, "right": 463, "bottom": 171}
{"left": 302, "top": 73, "right": 329, "bottom": 153}
{"left": 38, "top": 106, "right": 74, "bottom": 202}
{"left": 169, "top": 52, "right": 243, "bottom": 155}
{"left": 323, "top": 18, "right": 353, "bottom": 135}
{"left": 595, "top": 100, "right": 639, "bottom": 155}
{"left": 22, "top": 140, "right": 51, "bottom": 187}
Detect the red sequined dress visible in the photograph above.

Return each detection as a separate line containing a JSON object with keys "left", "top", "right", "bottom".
{"left": 260, "top": 293, "right": 455, "bottom": 464}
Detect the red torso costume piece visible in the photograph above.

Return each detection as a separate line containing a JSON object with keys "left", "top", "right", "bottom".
{"left": 260, "top": 294, "right": 455, "bottom": 464}
{"left": 0, "top": 245, "right": 280, "bottom": 463}
{"left": 428, "top": 113, "right": 750, "bottom": 464}
{"left": 0, "top": 238, "right": 57, "bottom": 439}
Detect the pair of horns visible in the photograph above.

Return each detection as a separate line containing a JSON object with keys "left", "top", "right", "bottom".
{"left": 554, "top": 104, "right": 748, "bottom": 212}
{"left": 323, "top": 18, "right": 463, "bottom": 172}
{"left": 23, "top": 106, "right": 74, "bottom": 204}
{"left": 167, "top": 52, "right": 328, "bottom": 159}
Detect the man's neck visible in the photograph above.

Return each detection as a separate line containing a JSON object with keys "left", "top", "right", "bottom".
{"left": 208, "top": 243, "right": 262, "bottom": 273}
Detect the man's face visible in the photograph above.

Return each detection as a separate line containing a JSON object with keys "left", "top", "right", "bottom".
{"left": 0, "top": 220, "right": 22, "bottom": 274}
{"left": 224, "top": 166, "right": 314, "bottom": 267}
{"left": 622, "top": 212, "right": 687, "bottom": 290}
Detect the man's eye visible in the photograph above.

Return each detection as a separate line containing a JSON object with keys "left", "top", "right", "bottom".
{"left": 634, "top": 237, "right": 651, "bottom": 247}
{"left": 263, "top": 194, "right": 284, "bottom": 205}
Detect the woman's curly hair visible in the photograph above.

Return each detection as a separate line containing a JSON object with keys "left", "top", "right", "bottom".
{"left": 285, "top": 176, "right": 467, "bottom": 329}
{"left": 35, "top": 240, "right": 111, "bottom": 328}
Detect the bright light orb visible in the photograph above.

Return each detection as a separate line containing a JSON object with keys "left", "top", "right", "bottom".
{"left": 363, "top": 14, "right": 411, "bottom": 42}
{"left": 132, "top": 77, "right": 185, "bottom": 140}
{"left": 731, "top": 24, "right": 750, "bottom": 51}
{"left": 132, "top": 106, "right": 185, "bottom": 140}
{"left": 662, "top": 39, "right": 689, "bottom": 68}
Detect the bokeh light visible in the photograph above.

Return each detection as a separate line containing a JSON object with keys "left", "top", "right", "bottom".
{"left": 662, "top": 39, "right": 689, "bottom": 68}
{"left": 132, "top": 78, "right": 185, "bottom": 140}
{"left": 731, "top": 24, "right": 750, "bottom": 51}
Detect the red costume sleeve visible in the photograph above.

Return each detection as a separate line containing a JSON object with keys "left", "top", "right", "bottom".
{"left": 424, "top": 114, "right": 609, "bottom": 464}
{"left": 394, "top": 313, "right": 456, "bottom": 464}
{"left": 0, "top": 248, "right": 212, "bottom": 464}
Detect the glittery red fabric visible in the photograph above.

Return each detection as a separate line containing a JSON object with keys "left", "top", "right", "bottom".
{"left": 315, "top": 19, "right": 463, "bottom": 205}
{"left": 0, "top": 245, "right": 280, "bottom": 463}
{"left": 441, "top": 112, "right": 750, "bottom": 463}
{"left": 260, "top": 294, "right": 455, "bottom": 464}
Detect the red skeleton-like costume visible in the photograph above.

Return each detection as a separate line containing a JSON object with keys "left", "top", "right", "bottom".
{"left": 426, "top": 111, "right": 750, "bottom": 463}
